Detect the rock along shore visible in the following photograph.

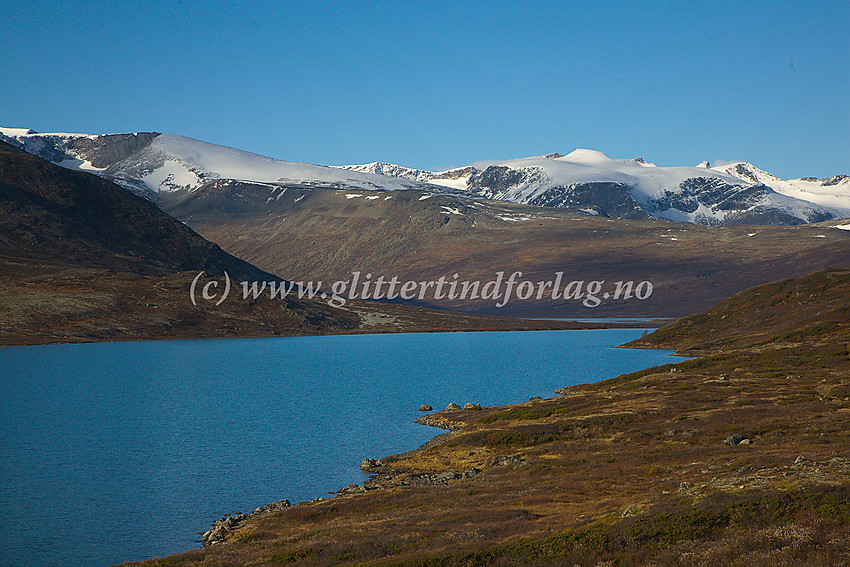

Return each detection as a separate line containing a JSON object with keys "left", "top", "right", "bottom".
{"left": 199, "top": 406, "right": 479, "bottom": 547}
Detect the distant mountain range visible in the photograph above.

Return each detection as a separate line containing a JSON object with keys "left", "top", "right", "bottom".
{"left": 1, "top": 127, "right": 848, "bottom": 226}
{"left": 341, "top": 152, "right": 850, "bottom": 225}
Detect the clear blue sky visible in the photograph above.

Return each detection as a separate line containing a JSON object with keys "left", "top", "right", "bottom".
{"left": 3, "top": 0, "right": 848, "bottom": 178}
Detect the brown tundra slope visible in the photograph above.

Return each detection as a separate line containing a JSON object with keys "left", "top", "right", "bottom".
{"left": 125, "top": 268, "right": 850, "bottom": 567}
{"left": 162, "top": 180, "right": 850, "bottom": 318}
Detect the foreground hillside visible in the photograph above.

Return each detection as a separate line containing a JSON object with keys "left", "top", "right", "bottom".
{"left": 127, "top": 269, "right": 850, "bottom": 566}
{"left": 0, "top": 142, "right": 583, "bottom": 347}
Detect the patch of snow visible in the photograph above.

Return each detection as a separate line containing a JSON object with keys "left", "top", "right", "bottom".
{"left": 56, "top": 157, "right": 106, "bottom": 172}
{"left": 495, "top": 214, "right": 532, "bottom": 222}
{"left": 833, "top": 223, "right": 850, "bottom": 231}
{"left": 427, "top": 177, "right": 470, "bottom": 191}
{"left": 142, "top": 158, "right": 201, "bottom": 191}
{"left": 345, "top": 193, "right": 362, "bottom": 199}
{"left": 440, "top": 206, "right": 462, "bottom": 215}
{"left": 418, "top": 194, "right": 434, "bottom": 200}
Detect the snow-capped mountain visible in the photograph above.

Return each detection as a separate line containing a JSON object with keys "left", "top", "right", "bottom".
{"left": 710, "top": 161, "right": 850, "bottom": 213}
{"left": 0, "top": 128, "right": 456, "bottom": 200}
{"left": 2, "top": 127, "right": 847, "bottom": 226}
{"left": 340, "top": 149, "right": 850, "bottom": 225}
{"left": 336, "top": 162, "right": 437, "bottom": 183}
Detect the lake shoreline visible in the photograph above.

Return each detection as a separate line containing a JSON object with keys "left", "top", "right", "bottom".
{"left": 189, "top": 331, "right": 678, "bottom": 553}
{"left": 5, "top": 328, "right": 679, "bottom": 567}
{"left": 198, "top": 420, "right": 462, "bottom": 548}
{"left": 120, "top": 267, "right": 850, "bottom": 566}
{"left": 0, "top": 315, "right": 670, "bottom": 349}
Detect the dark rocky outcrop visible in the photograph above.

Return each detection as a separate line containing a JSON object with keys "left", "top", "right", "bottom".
{"left": 201, "top": 499, "right": 291, "bottom": 547}
{"left": 528, "top": 181, "right": 648, "bottom": 219}
{"left": 468, "top": 166, "right": 532, "bottom": 196}
{"left": 338, "top": 467, "right": 481, "bottom": 496}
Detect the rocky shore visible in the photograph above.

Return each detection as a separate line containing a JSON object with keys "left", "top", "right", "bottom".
{"left": 200, "top": 499, "right": 292, "bottom": 547}
{"left": 200, "top": 400, "right": 501, "bottom": 548}
{"left": 199, "top": 404, "right": 472, "bottom": 548}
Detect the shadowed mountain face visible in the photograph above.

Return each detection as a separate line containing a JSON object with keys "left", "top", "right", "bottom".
{"left": 0, "top": 140, "right": 353, "bottom": 345}
{"left": 161, "top": 179, "right": 850, "bottom": 318}
{"left": 0, "top": 141, "right": 266, "bottom": 279}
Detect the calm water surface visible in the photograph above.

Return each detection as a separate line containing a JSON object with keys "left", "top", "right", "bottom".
{"left": 0, "top": 330, "right": 678, "bottom": 567}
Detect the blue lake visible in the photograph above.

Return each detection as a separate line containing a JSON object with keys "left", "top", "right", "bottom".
{"left": 0, "top": 330, "right": 678, "bottom": 567}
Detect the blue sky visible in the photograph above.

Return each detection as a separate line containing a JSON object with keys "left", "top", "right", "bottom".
{"left": 3, "top": 1, "right": 848, "bottom": 178}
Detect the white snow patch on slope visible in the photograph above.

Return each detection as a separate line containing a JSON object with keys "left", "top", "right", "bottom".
{"left": 427, "top": 177, "right": 470, "bottom": 191}
{"left": 495, "top": 214, "right": 532, "bottom": 222}
{"left": 56, "top": 157, "right": 106, "bottom": 172}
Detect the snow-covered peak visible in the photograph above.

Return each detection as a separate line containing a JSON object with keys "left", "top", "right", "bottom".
{"left": 714, "top": 161, "right": 850, "bottom": 212}
{"left": 467, "top": 151, "right": 748, "bottom": 199}
{"left": 334, "top": 161, "right": 436, "bottom": 183}
{"left": 0, "top": 127, "right": 95, "bottom": 140}
{"left": 0, "top": 127, "right": 38, "bottom": 137}
{"left": 132, "top": 134, "right": 455, "bottom": 193}
{"left": 559, "top": 148, "right": 616, "bottom": 164}
{"left": 3, "top": 125, "right": 847, "bottom": 225}
{"left": 712, "top": 161, "right": 782, "bottom": 185}
{"left": 0, "top": 128, "right": 459, "bottom": 196}
{"left": 696, "top": 160, "right": 711, "bottom": 168}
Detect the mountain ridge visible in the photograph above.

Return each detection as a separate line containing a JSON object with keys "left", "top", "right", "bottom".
{"left": 1, "top": 127, "right": 847, "bottom": 226}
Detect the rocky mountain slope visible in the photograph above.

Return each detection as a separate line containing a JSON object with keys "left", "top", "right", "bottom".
{"left": 0, "top": 128, "right": 461, "bottom": 200}
{"left": 2, "top": 127, "right": 847, "bottom": 226}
